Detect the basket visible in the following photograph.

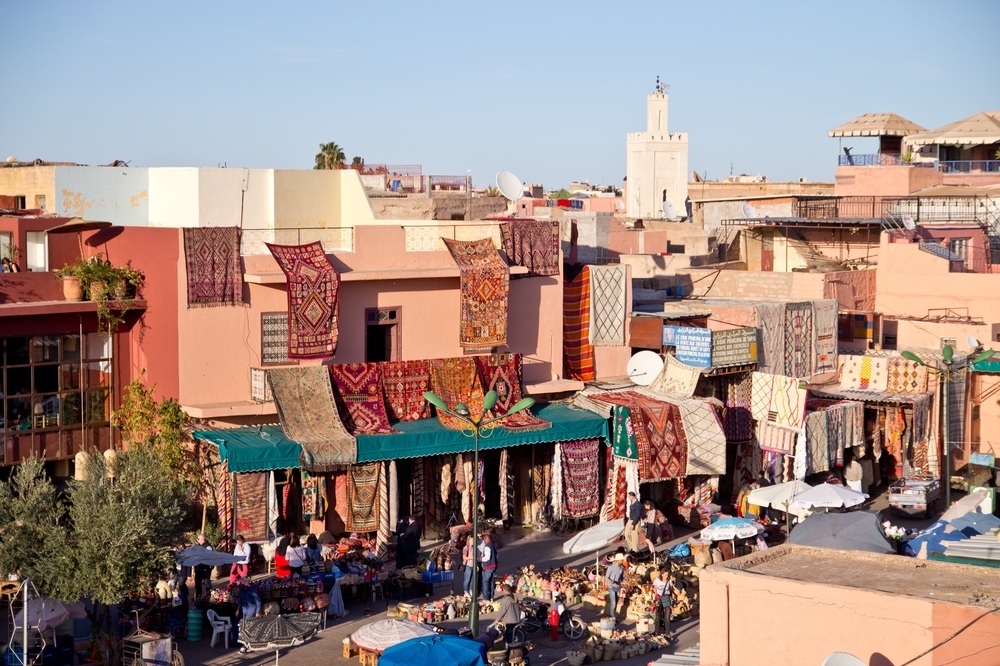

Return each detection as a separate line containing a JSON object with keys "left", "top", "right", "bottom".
{"left": 487, "top": 648, "right": 509, "bottom": 664}
{"left": 566, "top": 650, "right": 586, "bottom": 666}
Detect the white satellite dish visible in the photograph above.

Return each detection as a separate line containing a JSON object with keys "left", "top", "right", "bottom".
{"left": 742, "top": 203, "right": 757, "bottom": 219}
{"left": 662, "top": 201, "right": 677, "bottom": 219}
{"left": 902, "top": 215, "right": 916, "bottom": 231}
{"left": 967, "top": 335, "right": 981, "bottom": 350}
{"left": 615, "top": 200, "right": 625, "bottom": 211}
{"left": 821, "top": 653, "right": 865, "bottom": 666}
{"left": 626, "top": 351, "right": 664, "bottom": 386}
{"left": 496, "top": 171, "right": 524, "bottom": 203}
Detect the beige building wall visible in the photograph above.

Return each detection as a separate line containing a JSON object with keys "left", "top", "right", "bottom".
{"left": 626, "top": 91, "right": 688, "bottom": 220}
{"left": 0, "top": 166, "right": 56, "bottom": 211}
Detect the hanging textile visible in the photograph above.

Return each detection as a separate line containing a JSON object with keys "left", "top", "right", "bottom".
{"left": 677, "top": 400, "right": 727, "bottom": 476}
{"left": 805, "top": 410, "right": 830, "bottom": 474}
{"left": 602, "top": 458, "right": 628, "bottom": 522}
{"left": 551, "top": 444, "right": 564, "bottom": 521}
{"left": 611, "top": 405, "right": 638, "bottom": 460}
{"left": 624, "top": 460, "right": 640, "bottom": 499}
{"left": 631, "top": 393, "right": 689, "bottom": 481}
{"left": 282, "top": 484, "right": 290, "bottom": 519}
{"left": 388, "top": 460, "right": 399, "bottom": 531}
{"left": 839, "top": 355, "right": 889, "bottom": 393}
{"left": 269, "top": 366, "right": 357, "bottom": 467}
{"left": 346, "top": 463, "right": 380, "bottom": 533}
{"left": 813, "top": 299, "right": 838, "bottom": 375}
{"left": 560, "top": 439, "right": 601, "bottom": 518}
{"left": 885, "top": 357, "right": 928, "bottom": 394}
{"left": 429, "top": 357, "right": 486, "bottom": 431}
{"left": 329, "top": 363, "right": 399, "bottom": 435}
{"left": 182, "top": 226, "right": 243, "bottom": 307}
{"left": 412, "top": 458, "right": 425, "bottom": 520}
{"left": 443, "top": 237, "right": 509, "bottom": 350}
{"left": 478, "top": 459, "right": 485, "bottom": 503}
{"left": 783, "top": 301, "right": 814, "bottom": 378}
{"left": 217, "top": 459, "right": 233, "bottom": 551}
{"left": 589, "top": 264, "right": 628, "bottom": 346}
{"left": 755, "top": 302, "right": 785, "bottom": 375}
{"left": 332, "top": 471, "right": 349, "bottom": 531}
{"left": 723, "top": 374, "right": 754, "bottom": 442}
{"left": 732, "top": 440, "right": 761, "bottom": 503}
{"left": 499, "top": 218, "right": 561, "bottom": 276}
{"left": 234, "top": 472, "right": 269, "bottom": 541}
{"left": 872, "top": 407, "right": 884, "bottom": 462}
{"left": 381, "top": 360, "right": 431, "bottom": 422}
{"left": 267, "top": 471, "right": 278, "bottom": 540}
{"left": 766, "top": 374, "right": 808, "bottom": 433}
{"left": 266, "top": 241, "right": 340, "bottom": 359}
{"left": 441, "top": 458, "right": 453, "bottom": 504}
{"left": 375, "top": 462, "right": 390, "bottom": 560}
{"left": 647, "top": 353, "right": 701, "bottom": 400}
{"left": 459, "top": 456, "right": 473, "bottom": 523}
{"left": 911, "top": 392, "right": 933, "bottom": 446}
{"left": 499, "top": 449, "right": 510, "bottom": 522}
{"left": 852, "top": 313, "right": 874, "bottom": 340}
{"left": 750, "top": 371, "right": 774, "bottom": 421}
{"left": 764, "top": 450, "right": 784, "bottom": 484}
{"left": 794, "top": 431, "right": 808, "bottom": 480}
{"left": 757, "top": 420, "right": 797, "bottom": 455}
{"left": 474, "top": 353, "right": 551, "bottom": 432}
{"left": 563, "top": 265, "right": 596, "bottom": 381}
{"left": 301, "top": 470, "right": 326, "bottom": 523}
{"left": 837, "top": 313, "right": 853, "bottom": 341}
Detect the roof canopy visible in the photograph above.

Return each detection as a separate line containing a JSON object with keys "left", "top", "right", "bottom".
{"left": 906, "top": 111, "right": 1000, "bottom": 147}
{"left": 828, "top": 113, "right": 925, "bottom": 138}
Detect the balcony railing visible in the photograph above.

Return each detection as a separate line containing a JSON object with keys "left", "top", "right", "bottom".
{"left": 937, "top": 160, "right": 1000, "bottom": 174}
{"left": 795, "top": 195, "right": 993, "bottom": 223}
{"left": 837, "top": 154, "right": 934, "bottom": 168}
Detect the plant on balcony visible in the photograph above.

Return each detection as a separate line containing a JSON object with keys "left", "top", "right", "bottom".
{"left": 55, "top": 253, "right": 144, "bottom": 331}
{"left": 900, "top": 151, "right": 916, "bottom": 164}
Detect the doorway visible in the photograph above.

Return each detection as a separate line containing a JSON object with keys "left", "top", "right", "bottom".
{"left": 365, "top": 307, "right": 401, "bottom": 363}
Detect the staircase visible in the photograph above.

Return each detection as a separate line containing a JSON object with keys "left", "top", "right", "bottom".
{"left": 980, "top": 195, "right": 1000, "bottom": 266}
{"left": 649, "top": 643, "right": 701, "bottom": 665}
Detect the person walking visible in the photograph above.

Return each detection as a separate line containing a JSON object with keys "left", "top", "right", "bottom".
{"left": 624, "top": 492, "right": 643, "bottom": 553}
{"left": 653, "top": 570, "right": 674, "bottom": 635}
{"left": 495, "top": 584, "right": 521, "bottom": 642}
{"left": 229, "top": 535, "right": 251, "bottom": 583}
{"left": 193, "top": 533, "right": 214, "bottom": 600}
{"left": 604, "top": 553, "right": 625, "bottom": 618}
{"left": 461, "top": 535, "right": 476, "bottom": 598}
{"left": 402, "top": 516, "right": 423, "bottom": 567}
{"left": 643, "top": 501, "right": 659, "bottom": 547}
{"left": 479, "top": 534, "right": 499, "bottom": 602}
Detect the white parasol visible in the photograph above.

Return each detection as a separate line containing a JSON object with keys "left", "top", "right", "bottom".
{"left": 788, "top": 483, "right": 867, "bottom": 510}
{"left": 14, "top": 598, "right": 87, "bottom": 632}
{"left": 563, "top": 520, "right": 624, "bottom": 555}
{"left": 700, "top": 517, "right": 763, "bottom": 541}
{"left": 351, "top": 619, "right": 437, "bottom": 654}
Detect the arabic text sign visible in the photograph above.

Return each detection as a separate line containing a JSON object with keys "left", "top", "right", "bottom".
{"left": 711, "top": 327, "right": 758, "bottom": 367}
{"left": 674, "top": 327, "right": 712, "bottom": 367}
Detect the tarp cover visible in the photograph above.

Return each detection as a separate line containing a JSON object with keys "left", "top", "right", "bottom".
{"left": 193, "top": 428, "right": 302, "bottom": 472}
{"left": 379, "top": 634, "right": 487, "bottom": 666}
{"left": 789, "top": 512, "right": 894, "bottom": 554}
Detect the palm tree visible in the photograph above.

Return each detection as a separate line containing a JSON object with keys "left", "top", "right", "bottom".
{"left": 314, "top": 142, "right": 346, "bottom": 170}
{"left": 352, "top": 156, "right": 364, "bottom": 165}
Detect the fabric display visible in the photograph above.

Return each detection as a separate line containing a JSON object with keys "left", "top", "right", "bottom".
{"left": 839, "top": 355, "right": 889, "bottom": 392}
{"left": 234, "top": 472, "right": 268, "bottom": 541}
{"left": 217, "top": 459, "right": 233, "bottom": 552}
{"left": 380, "top": 360, "right": 431, "bottom": 422}
{"left": 766, "top": 374, "right": 808, "bottom": 432}
{"left": 910, "top": 392, "right": 933, "bottom": 446}
{"left": 611, "top": 405, "right": 638, "bottom": 460}
{"left": 885, "top": 356, "right": 928, "bottom": 394}
{"left": 589, "top": 264, "right": 628, "bottom": 346}
{"left": 757, "top": 420, "right": 797, "bottom": 455}
{"left": 837, "top": 313, "right": 853, "bottom": 341}
{"left": 755, "top": 302, "right": 785, "bottom": 375}
{"left": 329, "top": 363, "right": 399, "bottom": 435}
{"left": 266, "top": 241, "right": 340, "bottom": 359}
{"left": 629, "top": 393, "right": 689, "bottom": 481}
{"left": 677, "top": 400, "right": 727, "bottom": 476}
{"left": 813, "top": 299, "right": 838, "bottom": 375}
{"left": 388, "top": 461, "right": 398, "bottom": 536}
{"left": 330, "top": 472, "right": 349, "bottom": 533}
{"left": 852, "top": 313, "right": 875, "bottom": 340}
{"left": 783, "top": 301, "right": 814, "bottom": 378}
{"left": 804, "top": 411, "right": 830, "bottom": 474}
{"left": 732, "top": 441, "right": 762, "bottom": 503}
{"left": 499, "top": 218, "right": 561, "bottom": 276}
{"left": 647, "top": 353, "right": 701, "bottom": 399}
{"left": 551, "top": 444, "right": 563, "bottom": 521}
{"left": 499, "top": 449, "right": 510, "bottom": 522}
{"left": 428, "top": 357, "right": 486, "bottom": 431}
{"left": 560, "top": 439, "right": 601, "bottom": 518}
{"left": 443, "top": 237, "right": 509, "bottom": 350}
{"left": 723, "top": 374, "right": 754, "bottom": 442}
{"left": 412, "top": 459, "right": 425, "bottom": 521}
{"left": 794, "top": 431, "right": 808, "bottom": 480}
{"left": 346, "top": 462, "right": 380, "bottom": 532}
{"left": 601, "top": 459, "right": 628, "bottom": 522}
{"left": 750, "top": 371, "right": 775, "bottom": 421}
{"left": 461, "top": 456, "right": 474, "bottom": 522}
{"left": 375, "top": 462, "right": 390, "bottom": 559}
{"left": 300, "top": 470, "right": 327, "bottom": 523}
{"left": 474, "top": 353, "right": 551, "bottom": 432}
{"left": 563, "top": 265, "right": 596, "bottom": 381}
{"left": 268, "top": 366, "right": 357, "bottom": 468}
{"left": 182, "top": 226, "right": 243, "bottom": 307}
{"left": 267, "top": 472, "right": 278, "bottom": 540}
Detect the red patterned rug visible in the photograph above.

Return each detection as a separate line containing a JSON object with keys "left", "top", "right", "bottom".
{"left": 329, "top": 363, "right": 399, "bottom": 435}
{"left": 346, "top": 462, "right": 380, "bottom": 533}
{"left": 560, "top": 439, "right": 601, "bottom": 518}
{"left": 268, "top": 366, "right": 357, "bottom": 467}
{"left": 428, "top": 357, "right": 485, "bottom": 431}
{"left": 381, "top": 360, "right": 430, "bottom": 422}
{"left": 443, "top": 238, "right": 509, "bottom": 350}
{"left": 234, "top": 471, "right": 268, "bottom": 541}
{"left": 499, "top": 218, "right": 561, "bottom": 277}
{"left": 182, "top": 227, "right": 244, "bottom": 307}
{"left": 474, "top": 353, "right": 551, "bottom": 432}
{"left": 563, "top": 266, "right": 595, "bottom": 381}
{"left": 266, "top": 241, "right": 340, "bottom": 359}
{"left": 589, "top": 391, "right": 688, "bottom": 481}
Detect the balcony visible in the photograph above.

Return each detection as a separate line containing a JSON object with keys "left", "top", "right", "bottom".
{"left": 937, "top": 160, "right": 1000, "bottom": 174}
{"left": 837, "top": 154, "right": 934, "bottom": 168}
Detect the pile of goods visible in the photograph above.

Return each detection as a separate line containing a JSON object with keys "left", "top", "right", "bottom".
{"left": 512, "top": 565, "right": 594, "bottom": 602}
{"left": 208, "top": 577, "right": 331, "bottom": 615}
{"left": 387, "top": 596, "right": 498, "bottom": 623}
{"left": 578, "top": 632, "right": 672, "bottom": 662}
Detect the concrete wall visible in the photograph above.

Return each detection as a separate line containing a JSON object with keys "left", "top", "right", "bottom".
{"left": 200, "top": 168, "right": 274, "bottom": 229}
{"left": 683, "top": 268, "right": 826, "bottom": 302}
{"left": 54, "top": 166, "right": 150, "bottom": 227}
{"left": 370, "top": 195, "right": 507, "bottom": 221}
{"left": 273, "top": 169, "right": 377, "bottom": 229}
{"left": 148, "top": 168, "right": 199, "bottom": 227}
{"left": 823, "top": 269, "right": 876, "bottom": 310}
{"left": 834, "top": 165, "right": 943, "bottom": 196}
{"left": 0, "top": 166, "right": 56, "bottom": 212}
{"left": 687, "top": 181, "right": 834, "bottom": 201}
{"left": 698, "top": 199, "right": 795, "bottom": 234}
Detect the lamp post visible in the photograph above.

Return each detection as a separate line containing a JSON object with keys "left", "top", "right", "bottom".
{"left": 422, "top": 389, "right": 534, "bottom": 636}
{"left": 901, "top": 346, "right": 996, "bottom": 510}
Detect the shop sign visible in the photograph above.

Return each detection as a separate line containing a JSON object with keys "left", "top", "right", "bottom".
{"left": 674, "top": 328, "right": 712, "bottom": 367}
{"left": 711, "top": 327, "right": 758, "bottom": 367}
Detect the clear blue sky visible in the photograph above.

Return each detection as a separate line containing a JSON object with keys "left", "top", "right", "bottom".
{"left": 2, "top": 1, "right": 998, "bottom": 188}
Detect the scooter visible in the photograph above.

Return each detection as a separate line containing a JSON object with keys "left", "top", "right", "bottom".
{"left": 514, "top": 594, "right": 586, "bottom": 641}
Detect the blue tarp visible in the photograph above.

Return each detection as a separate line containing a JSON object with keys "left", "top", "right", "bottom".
{"left": 379, "top": 634, "right": 486, "bottom": 666}
{"left": 949, "top": 512, "right": 1000, "bottom": 538}
{"left": 901, "top": 520, "right": 968, "bottom": 557}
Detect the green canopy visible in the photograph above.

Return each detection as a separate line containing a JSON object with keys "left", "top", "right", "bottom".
{"left": 971, "top": 359, "right": 1000, "bottom": 374}
{"left": 193, "top": 428, "right": 302, "bottom": 472}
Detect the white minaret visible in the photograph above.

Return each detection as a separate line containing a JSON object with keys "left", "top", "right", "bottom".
{"left": 626, "top": 78, "right": 689, "bottom": 220}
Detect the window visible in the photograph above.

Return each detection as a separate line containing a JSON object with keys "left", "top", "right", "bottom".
{"left": 949, "top": 238, "right": 969, "bottom": 262}
{"left": 0, "top": 232, "right": 12, "bottom": 266}
{"left": 14, "top": 195, "right": 26, "bottom": 209}
{"left": 260, "top": 312, "right": 296, "bottom": 365}
{"left": 35, "top": 195, "right": 46, "bottom": 211}
{"left": 25, "top": 231, "right": 48, "bottom": 272}
{"left": 365, "top": 307, "right": 400, "bottom": 363}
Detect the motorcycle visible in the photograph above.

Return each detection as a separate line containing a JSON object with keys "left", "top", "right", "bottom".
{"left": 509, "top": 593, "right": 586, "bottom": 642}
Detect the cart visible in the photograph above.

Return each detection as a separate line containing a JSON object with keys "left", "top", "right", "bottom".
{"left": 889, "top": 477, "right": 941, "bottom": 519}
{"left": 122, "top": 630, "right": 184, "bottom": 666}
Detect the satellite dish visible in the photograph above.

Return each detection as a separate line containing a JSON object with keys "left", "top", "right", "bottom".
{"left": 742, "top": 203, "right": 757, "bottom": 219}
{"left": 821, "top": 653, "right": 865, "bottom": 666}
{"left": 902, "top": 215, "right": 916, "bottom": 230}
{"left": 626, "top": 351, "right": 664, "bottom": 386}
{"left": 615, "top": 200, "right": 625, "bottom": 211}
{"left": 496, "top": 171, "right": 524, "bottom": 203}
{"left": 662, "top": 201, "right": 677, "bottom": 219}
{"left": 967, "top": 335, "right": 981, "bottom": 350}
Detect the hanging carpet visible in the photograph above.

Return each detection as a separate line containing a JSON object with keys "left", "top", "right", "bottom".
{"left": 783, "top": 301, "right": 814, "bottom": 378}
{"left": 329, "top": 363, "right": 399, "bottom": 435}
{"left": 813, "top": 299, "right": 839, "bottom": 375}
{"left": 647, "top": 353, "right": 701, "bottom": 399}
{"left": 234, "top": 471, "right": 268, "bottom": 541}
{"left": 217, "top": 459, "right": 233, "bottom": 552}
{"left": 750, "top": 371, "right": 774, "bottom": 422}
{"left": 588, "top": 390, "right": 688, "bottom": 481}
{"left": 758, "top": 419, "right": 797, "bottom": 456}
{"left": 442, "top": 237, "right": 509, "bottom": 350}
{"left": 381, "top": 360, "right": 431, "bottom": 422}
{"left": 428, "top": 357, "right": 485, "bottom": 431}
{"left": 563, "top": 265, "right": 595, "bottom": 381}
{"left": 589, "top": 264, "right": 628, "bottom": 346}
{"left": 677, "top": 400, "right": 727, "bottom": 476}
{"left": 182, "top": 226, "right": 244, "bottom": 307}
{"left": 300, "top": 470, "right": 327, "bottom": 523}
{"left": 499, "top": 218, "right": 561, "bottom": 277}
{"left": 474, "top": 353, "right": 551, "bottom": 432}
{"left": 805, "top": 410, "right": 830, "bottom": 474}
{"left": 839, "top": 355, "right": 889, "bottom": 393}
{"left": 611, "top": 405, "right": 638, "bottom": 460}
{"left": 766, "top": 373, "right": 808, "bottom": 433}
{"left": 837, "top": 313, "right": 853, "bottom": 341}
{"left": 885, "top": 356, "right": 928, "bottom": 394}
{"left": 723, "top": 374, "right": 754, "bottom": 442}
{"left": 755, "top": 302, "right": 785, "bottom": 375}
{"left": 266, "top": 241, "right": 340, "bottom": 359}
{"left": 560, "top": 439, "right": 601, "bottom": 518}
{"left": 268, "top": 366, "right": 357, "bottom": 468}
{"left": 853, "top": 313, "right": 874, "bottom": 340}
{"left": 346, "top": 462, "right": 380, "bottom": 533}
{"left": 732, "top": 440, "right": 762, "bottom": 503}
{"left": 376, "top": 462, "right": 390, "bottom": 559}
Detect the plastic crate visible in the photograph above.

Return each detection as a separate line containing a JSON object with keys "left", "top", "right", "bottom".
{"left": 422, "top": 571, "right": 443, "bottom": 584}
{"left": 441, "top": 571, "right": 455, "bottom": 582}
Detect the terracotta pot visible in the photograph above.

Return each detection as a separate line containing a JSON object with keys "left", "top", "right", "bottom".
{"left": 62, "top": 276, "right": 83, "bottom": 301}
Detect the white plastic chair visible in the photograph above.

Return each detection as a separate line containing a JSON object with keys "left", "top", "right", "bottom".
{"left": 206, "top": 609, "right": 232, "bottom": 649}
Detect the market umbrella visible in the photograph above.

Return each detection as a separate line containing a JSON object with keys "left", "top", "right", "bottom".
{"left": 747, "top": 480, "right": 813, "bottom": 512}
{"left": 351, "top": 619, "right": 437, "bottom": 654}
{"left": 789, "top": 512, "right": 894, "bottom": 554}
{"left": 563, "top": 520, "right": 624, "bottom": 555}
{"left": 13, "top": 598, "right": 87, "bottom": 631}
{"left": 788, "top": 483, "right": 867, "bottom": 510}
{"left": 902, "top": 521, "right": 968, "bottom": 558}
{"left": 238, "top": 612, "right": 321, "bottom": 665}
{"left": 948, "top": 512, "right": 1000, "bottom": 538}
{"left": 700, "top": 517, "right": 763, "bottom": 541}
{"left": 175, "top": 545, "right": 244, "bottom": 568}
{"left": 44, "top": 218, "right": 112, "bottom": 257}
{"left": 378, "top": 634, "right": 487, "bottom": 666}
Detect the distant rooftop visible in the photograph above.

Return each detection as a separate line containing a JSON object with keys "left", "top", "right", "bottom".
{"left": 828, "top": 113, "right": 925, "bottom": 138}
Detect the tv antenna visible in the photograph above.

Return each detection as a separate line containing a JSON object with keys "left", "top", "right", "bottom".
{"left": 496, "top": 171, "right": 523, "bottom": 216}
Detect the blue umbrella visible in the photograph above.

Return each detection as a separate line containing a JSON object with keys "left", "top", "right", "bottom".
{"left": 902, "top": 520, "right": 968, "bottom": 558}
{"left": 789, "top": 512, "right": 894, "bottom": 554}
{"left": 948, "top": 512, "right": 1000, "bottom": 538}
{"left": 378, "top": 634, "right": 487, "bottom": 666}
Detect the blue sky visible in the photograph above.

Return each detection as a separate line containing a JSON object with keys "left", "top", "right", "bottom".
{"left": 2, "top": 1, "right": 998, "bottom": 188}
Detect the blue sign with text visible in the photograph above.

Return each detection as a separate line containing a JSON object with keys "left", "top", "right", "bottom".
{"left": 673, "top": 328, "right": 712, "bottom": 367}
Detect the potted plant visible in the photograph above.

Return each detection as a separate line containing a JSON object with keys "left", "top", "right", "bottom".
{"left": 55, "top": 253, "right": 145, "bottom": 330}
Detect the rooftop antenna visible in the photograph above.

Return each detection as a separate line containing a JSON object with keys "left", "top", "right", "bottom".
{"left": 627, "top": 351, "right": 664, "bottom": 386}
{"left": 742, "top": 203, "right": 757, "bottom": 219}
{"left": 496, "top": 171, "right": 524, "bottom": 216}
{"left": 662, "top": 200, "right": 678, "bottom": 220}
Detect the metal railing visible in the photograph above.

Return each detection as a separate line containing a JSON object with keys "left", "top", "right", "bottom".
{"left": 428, "top": 175, "right": 468, "bottom": 191}
{"left": 795, "top": 196, "right": 993, "bottom": 222}
{"left": 837, "top": 153, "right": 934, "bottom": 168}
{"left": 937, "top": 160, "right": 1000, "bottom": 174}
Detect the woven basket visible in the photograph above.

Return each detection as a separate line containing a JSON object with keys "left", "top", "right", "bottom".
{"left": 566, "top": 651, "right": 586, "bottom": 666}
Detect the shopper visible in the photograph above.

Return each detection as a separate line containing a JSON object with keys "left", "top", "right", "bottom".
{"left": 479, "top": 534, "right": 499, "bottom": 601}
{"left": 274, "top": 537, "right": 291, "bottom": 578}
{"left": 495, "top": 584, "right": 521, "bottom": 642}
{"left": 461, "top": 535, "right": 476, "bottom": 598}
{"left": 643, "top": 500, "right": 659, "bottom": 546}
{"left": 304, "top": 534, "right": 322, "bottom": 566}
{"left": 653, "top": 570, "right": 674, "bottom": 635}
{"left": 230, "top": 535, "right": 251, "bottom": 583}
{"left": 286, "top": 535, "right": 306, "bottom": 575}
{"left": 624, "top": 492, "right": 642, "bottom": 553}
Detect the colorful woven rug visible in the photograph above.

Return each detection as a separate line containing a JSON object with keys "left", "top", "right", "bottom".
{"left": 611, "top": 405, "right": 638, "bottom": 460}
{"left": 375, "top": 462, "right": 390, "bottom": 558}
{"left": 629, "top": 392, "right": 689, "bottom": 481}
{"left": 589, "top": 264, "right": 627, "bottom": 346}
{"left": 755, "top": 302, "right": 785, "bottom": 375}
{"left": 428, "top": 357, "right": 485, "bottom": 431}
{"left": 885, "top": 356, "right": 928, "bottom": 393}
{"left": 783, "top": 301, "right": 814, "bottom": 378}
{"left": 804, "top": 410, "right": 830, "bottom": 474}
{"left": 346, "top": 463, "right": 380, "bottom": 533}
{"left": 766, "top": 373, "right": 808, "bottom": 432}
{"left": 499, "top": 218, "right": 561, "bottom": 276}
{"left": 839, "top": 355, "right": 889, "bottom": 392}
{"left": 563, "top": 266, "right": 595, "bottom": 381}
{"left": 560, "top": 439, "right": 601, "bottom": 518}
{"left": 758, "top": 420, "right": 796, "bottom": 455}
{"left": 300, "top": 470, "right": 327, "bottom": 522}
{"left": 813, "top": 299, "right": 838, "bottom": 375}
{"left": 677, "top": 399, "right": 727, "bottom": 475}
{"left": 852, "top": 313, "right": 874, "bottom": 340}
{"left": 837, "top": 313, "right": 853, "bottom": 341}
{"left": 217, "top": 459, "right": 233, "bottom": 552}
{"left": 723, "top": 374, "right": 754, "bottom": 442}
{"left": 182, "top": 226, "right": 243, "bottom": 307}
{"left": 474, "top": 353, "right": 551, "bottom": 432}
{"left": 234, "top": 471, "right": 268, "bottom": 541}
{"left": 266, "top": 241, "right": 340, "bottom": 359}
{"left": 647, "top": 353, "right": 701, "bottom": 399}
{"left": 381, "top": 360, "right": 430, "bottom": 422}
{"left": 329, "top": 363, "right": 399, "bottom": 435}
{"left": 268, "top": 366, "right": 357, "bottom": 468}
{"left": 443, "top": 237, "right": 509, "bottom": 350}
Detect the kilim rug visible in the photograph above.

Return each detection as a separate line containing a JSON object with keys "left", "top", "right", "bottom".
{"left": 266, "top": 241, "right": 340, "bottom": 359}
{"left": 442, "top": 237, "right": 509, "bottom": 350}
{"left": 499, "top": 218, "right": 561, "bottom": 277}
{"left": 837, "top": 313, "right": 853, "bottom": 341}
{"left": 346, "top": 463, "right": 380, "bottom": 533}
{"left": 560, "top": 439, "right": 601, "bottom": 518}
{"left": 677, "top": 399, "right": 727, "bottom": 475}
{"left": 381, "top": 360, "right": 430, "bottom": 422}
{"left": 611, "top": 405, "right": 638, "bottom": 460}
{"left": 499, "top": 449, "right": 510, "bottom": 521}
{"left": 217, "top": 459, "right": 233, "bottom": 552}
{"left": 182, "top": 226, "right": 243, "bottom": 307}
{"left": 885, "top": 356, "right": 928, "bottom": 394}
{"left": 330, "top": 471, "right": 349, "bottom": 534}
{"left": 629, "top": 392, "right": 689, "bottom": 481}
{"left": 268, "top": 366, "right": 357, "bottom": 468}
{"left": 755, "top": 302, "right": 785, "bottom": 375}
{"left": 852, "top": 313, "right": 874, "bottom": 340}
{"left": 428, "top": 357, "right": 485, "bottom": 431}
{"left": 329, "top": 363, "right": 399, "bottom": 435}
{"left": 376, "top": 462, "right": 390, "bottom": 559}
{"left": 563, "top": 266, "right": 595, "bottom": 381}
{"left": 839, "top": 355, "right": 889, "bottom": 392}
{"left": 766, "top": 374, "right": 808, "bottom": 433}
{"left": 911, "top": 392, "right": 933, "bottom": 446}
{"left": 551, "top": 444, "right": 563, "bottom": 521}
{"left": 750, "top": 371, "right": 775, "bottom": 422}
{"left": 723, "top": 374, "right": 754, "bottom": 442}
{"left": 757, "top": 420, "right": 797, "bottom": 455}
{"left": 474, "top": 353, "right": 551, "bottom": 432}
{"left": 589, "top": 264, "right": 628, "bottom": 346}
{"left": 813, "top": 299, "right": 838, "bottom": 375}
{"left": 647, "top": 353, "right": 701, "bottom": 399}
{"left": 805, "top": 410, "right": 830, "bottom": 474}
{"left": 783, "top": 301, "right": 814, "bottom": 378}
{"left": 234, "top": 471, "right": 268, "bottom": 541}
{"left": 388, "top": 460, "right": 399, "bottom": 530}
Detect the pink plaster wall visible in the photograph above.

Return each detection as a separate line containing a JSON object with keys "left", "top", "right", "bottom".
{"left": 834, "top": 165, "right": 943, "bottom": 196}
{"left": 823, "top": 269, "right": 876, "bottom": 311}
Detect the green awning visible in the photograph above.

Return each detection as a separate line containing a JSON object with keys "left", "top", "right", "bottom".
{"left": 193, "top": 428, "right": 302, "bottom": 473}
{"left": 972, "top": 359, "right": 1000, "bottom": 374}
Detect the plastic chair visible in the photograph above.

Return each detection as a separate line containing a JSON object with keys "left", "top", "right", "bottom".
{"left": 206, "top": 609, "right": 232, "bottom": 648}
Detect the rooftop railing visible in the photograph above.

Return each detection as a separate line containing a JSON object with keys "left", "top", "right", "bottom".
{"left": 937, "top": 160, "right": 1000, "bottom": 174}
{"left": 837, "top": 154, "right": 934, "bottom": 168}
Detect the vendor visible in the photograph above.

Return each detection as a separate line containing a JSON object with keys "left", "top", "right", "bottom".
{"left": 604, "top": 553, "right": 625, "bottom": 618}
{"left": 194, "top": 533, "right": 213, "bottom": 600}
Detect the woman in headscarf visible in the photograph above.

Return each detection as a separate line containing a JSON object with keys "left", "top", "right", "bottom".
{"left": 274, "top": 537, "right": 291, "bottom": 578}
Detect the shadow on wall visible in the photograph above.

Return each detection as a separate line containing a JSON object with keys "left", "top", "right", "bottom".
{"left": 869, "top": 653, "right": 896, "bottom": 666}
{"left": 508, "top": 275, "right": 556, "bottom": 382}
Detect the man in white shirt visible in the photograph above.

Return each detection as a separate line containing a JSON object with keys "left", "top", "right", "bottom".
{"left": 230, "top": 535, "right": 251, "bottom": 583}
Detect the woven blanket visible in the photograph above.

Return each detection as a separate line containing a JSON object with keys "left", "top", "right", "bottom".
{"left": 750, "top": 371, "right": 775, "bottom": 421}
{"left": 329, "top": 363, "right": 399, "bottom": 435}
{"left": 388, "top": 460, "right": 398, "bottom": 537}
{"left": 783, "top": 301, "right": 814, "bottom": 378}
{"left": 499, "top": 449, "right": 510, "bottom": 521}
{"left": 428, "top": 357, "right": 485, "bottom": 430}
{"left": 767, "top": 374, "right": 808, "bottom": 432}
{"left": 499, "top": 219, "right": 561, "bottom": 276}
{"left": 757, "top": 420, "right": 797, "bottom": 455}
{"left": 723, "top": 374, "right": 754, "bottom": 442}
{"left": 602, "top": 458, "right": 628, "bottom": 522}
{"left": 911, "top": 391, "right": 933, "bottom": 445}
{"left": 474, "top": 353, "right": 551, "bottom": 432}
{"left": 677, "top": 399, "right": 727, "bottom": 475}
{"left": 589, "top": 264, "right": 628, "bottom": 346}
{"left": 560, "top": 439, "right": 601, "bottom": 518}
{"left": 839, "top": 355, "right": 889, "bottom": 392}
{"left": 375, "top": 462, "right": 390, "bottom": 559}
{"left": 732, "top": 441, "right": 761, "bottom": 503}
{"left": 837, "top": 313, "right": 853, "bottom": 341}
{"left": 630, "top": 392, "right": 689, "bottom": 481}
{"left": 346, "top": 463, "right": 379, "bottom": 533}
{"left": 217, "top": 460, "right": 233, "bottom": 552}
{"left": 182, "top": 227, "right": 243, "bottom": 307}
{"left": 853, "top": 313, "right": 874, "bottom": 340}
{"left": 551, "top": 444, "right": 563, "bottom": 521}
{"left": 381, "top": 360, "right": 430, "bottom": 422}
{"left": 885, "top": 356, "right": 928, "bottom": 394}
{"left": 647, "top": 353, "right": 702, "bottom": 399}
{"left": 300, "top": 470, "right": 327, "bottom": 522}
{"left": 234, "top": 471, "right": 268, "bottom": 541}
{"left": 611, "top": 405, "right": 638, "bottom": 460}
{"left": 805, "top": 410, "right": 830, "bottom": 474}
{"left": 563, "top": 266, "right": 595, "bottom": 381}
{"left": 755, "top": 302, "right": 785, "bottom": 375}
{"left": 443, "top": 237, "right": 509, "bottom": 350}
{"left": 268, "top": 366, "right": 357, "bottom": 468}
{"left": 813, "top": 299, "right": 838, "bottom": 375}
{"left": 266, "top": 242, "right": 340, "bottom": 359}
